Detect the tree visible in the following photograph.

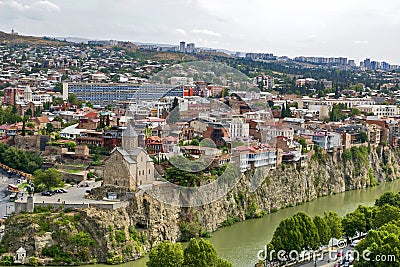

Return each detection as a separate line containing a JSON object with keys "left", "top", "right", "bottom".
{"left": 46, "top": 123, "right": 55, "bottom": 134}
{"left": 147, "top": 241, "right": 184, "bottom": 267}
{"left": 68, "top": 93, "right": 82, "bottom": 107}
{"left": 25, "top": 108, "right": 32, "bottom": 117}
{"left": 12, "top": 105, "right": 17, "bottom": 114}
{"left": 54, "top": 115, "right": 63, "bottom": 123}
{"left": 269, "top": 212, "right": 319, "bottom": 254}
{"left": 147, "top": 239, "right": 232, "bottom": 267}
{"left": 33, "top": 168, "right": 64, "bottom": 192}
{"left": 375, "top": 192, "right": 400, "bottom": 208}
{"left": 329, "top": 104, "right": 347, "bottom": 122}
{"left": 342, "top": 210, "right": 366, "bottom": 238}
{"left": 171, "top": 97, "right": 179, "bottom": 111}
{"left": 53, "top": 83, "right": 63, "bottom": 93}
{"left": 373, "top": 204, "right": 400, "bottom": 229}
{"left": 313, "top": 215, "right": 331, "bottom": 245}
{"left": 292, "top": 212, "right": 320, "bottom": 249}
{"left": 22, "top": 120, "right": 26, "bottom": 136}
{"left": 356, "top": 205, "right": 375, "bottom": 231}
{"left": 324, "top": 211, "right": 343, "bottom": 239}
{"left": 85, "top": 101, "right": 94, "bottom": 108}
{"left": 359, "top": 131, "right": 368, "bottom": 143}
{"left": 298, "top": 137, "right": 308, "bottom": 154}
{"left": 183, "top": 238, "right": 219, "bottom": 267}
{"left": 355, "top": 220, "right": 400, "bottom": 267}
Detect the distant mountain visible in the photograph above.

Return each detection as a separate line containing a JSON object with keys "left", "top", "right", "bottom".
{"left": 0, "top": 31, "right": 65, "bottom": 45}
{"left": 54, "top": 37, "right": 91, "bottom": 44}
{"left": 2, "top": 30, "right": 238, "bottom": 56}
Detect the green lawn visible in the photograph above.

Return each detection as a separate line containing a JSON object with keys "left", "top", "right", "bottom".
{"left": 64, "top": 169, "right": 84, "bottom": 174}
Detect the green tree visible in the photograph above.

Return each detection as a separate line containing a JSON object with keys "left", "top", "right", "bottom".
{"left": 147, "top": 241, "right": 184, "bottom": 267}
{"left": 342, "top": 210, "right": 366, "bottom": 238}
{"left": 355, "top": 220, "right": 400, "bottom": 267}
{"left": 359, "top": 131, "right": 368, "bottom": 143}
{"left": 85, "top": 101, "right": 94, "bottom": 108}
{"left": 53, "top": 83, "right": 63, "bottom": 93}
{"left": 375, "top": 192, "right": 400, "bottom": 208}
{"left": 373, "top": 204, "right": 400, "bottom": 229}
{"left": 25, "top": 108, "right": 32, "bottom": 117}
{"left": 356, "top": 205, "right": 375, "bottom": 231}
{"left": 33, "top": 168, "right": 65, "bottom": 192}
{"left": 183, "top": 238, "right": 218, "bottom": 267}
{"left": 68, "top": 93, "right": 83, "bottom": 107}
{"left": 324, "top": 211, "right": 343, "bottom": 239}
{"left": 46, "top": 123, "right": 55, "bottom": 133}
{"left": 313, "top": 215, "right": 331, "bottom": 245}
{"left": 171, "top": 97, "right": 179, "bottom": 111}
{"left": 329, "top": 104, "right": 348, "bottom": 122}
{"left": 269, "top": 212, "right": 319, "bottom": 253}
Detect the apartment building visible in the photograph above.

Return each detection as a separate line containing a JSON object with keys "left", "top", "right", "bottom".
{"left": 357, "top": 105, "right": 399, "bottom": 117}
{"left": 62, "top": 83, "right": 183, "bottom": 106}
{"left": 233, "top": 145, "right": 277, "bottom": 173}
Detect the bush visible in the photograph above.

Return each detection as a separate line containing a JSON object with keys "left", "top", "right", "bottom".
{"left": 220, "top": 216, "right": 241, "bottom": 227}
{"left": 71, "top": 232, "right": 95, "bottom": 247}
{"left": 42, "top": 245, "right": 73, "bottom": 264}
{"left": 179, "top": 221, "right": 202, "bottom": 241}
{"left": 115, "top": 230, "right": 126, "bottom": 243}
{"left": 29, "top": 256, "right": 39, "bottom": 266}
{"left": 0, "top": 256, "right": 14, "bottom": 266}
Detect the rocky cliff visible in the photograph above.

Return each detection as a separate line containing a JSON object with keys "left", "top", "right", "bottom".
{"left": 1, "top": 146, "right": 399, "bottom": 264}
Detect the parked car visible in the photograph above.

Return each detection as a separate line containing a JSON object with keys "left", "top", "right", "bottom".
{"left": 41, "top": 191, "right": 52, "bottom": 196}
{"left": 351, "top": 240, "right": 361, "bottom": 247}
{"left": 59, "top": 188, "right": 68, "bottom": 193}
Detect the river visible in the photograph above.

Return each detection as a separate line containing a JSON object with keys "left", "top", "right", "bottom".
{"left": 86, "top": 179, "right": 400, "bottom": 267}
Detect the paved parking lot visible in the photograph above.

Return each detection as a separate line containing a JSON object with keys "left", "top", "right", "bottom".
{"left": 19, "top": 181, "right": 105, "bottom": 205}
{"left": 0, "top": 170, "right": 20, "bottom": 218}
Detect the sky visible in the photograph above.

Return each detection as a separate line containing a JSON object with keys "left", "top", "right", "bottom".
{"left": 1, "top": 0, "right": 400, "bottom": 64}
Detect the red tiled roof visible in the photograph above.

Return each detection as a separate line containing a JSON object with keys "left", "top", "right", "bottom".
{"left": 85, "top": 112, "right": 98, "bottom": 118}
{"left": 36, "top": 116, "right": 50, "bottom": 123}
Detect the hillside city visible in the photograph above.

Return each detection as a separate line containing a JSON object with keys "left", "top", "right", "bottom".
{"left": 0, "top": 29, "right": 400, "bottom": 267}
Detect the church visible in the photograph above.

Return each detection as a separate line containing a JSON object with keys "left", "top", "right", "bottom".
{"left": 103, "top": 123, "right": 155, "bottom": 190}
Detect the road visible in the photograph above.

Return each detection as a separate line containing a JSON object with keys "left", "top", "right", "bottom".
{"left": 0, "top": 169, "right": 20, "bottom": 218}
{"left": 295, "top": 246, "right": 355, "bottom": 267}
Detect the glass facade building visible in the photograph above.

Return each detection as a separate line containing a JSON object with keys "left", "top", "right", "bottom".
{"left": 63, "top": 83, "right": 184, "bottom": 106}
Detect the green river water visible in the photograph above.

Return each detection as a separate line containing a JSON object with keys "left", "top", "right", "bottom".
{"left": 79, "top": 179, "right": 400, "bottom": 267}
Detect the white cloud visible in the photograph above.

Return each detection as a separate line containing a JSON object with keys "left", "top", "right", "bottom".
{"left": 191, "top": 29, "right": 221, "bottom": 37}
{"left": 0, "top": 0, "right": 60, "bottom": 19}
{"left": 32, "top": 1, "right": 61, "bottom": 12}
{"left": 2, "top": 0, "right": 400, "bottom": 64}
{"left": 176, "top": 28, "right": 186, "bottom": 35}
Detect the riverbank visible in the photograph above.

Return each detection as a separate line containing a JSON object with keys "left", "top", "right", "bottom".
{"left": 73, "top": 178, "right": 400, "bottom": 267}
{"left": 1, "top": 146, "right": 399, "bottom": 265}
